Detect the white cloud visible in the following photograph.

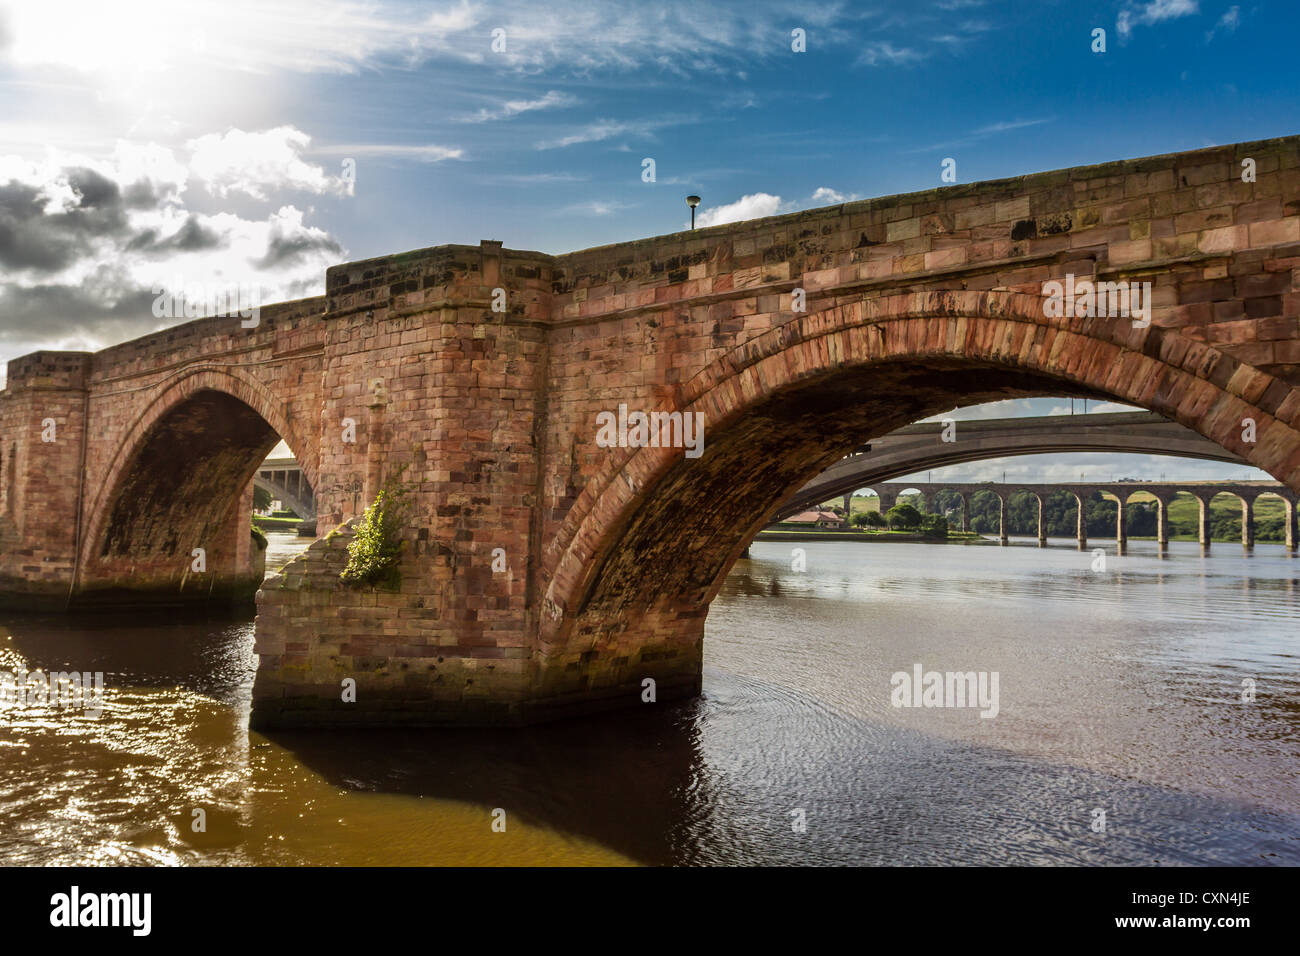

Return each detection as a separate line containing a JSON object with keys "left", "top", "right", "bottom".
{"left": 1206, "top": 5, "right": 1240, "bottom": 41}
{"left": 694, "top": 193, "right": 785, "bottom": 228}
{"left": 485, "top": 172, "right": 589, "bottom": 184}
{"left": 461, "top": 90, "right": 575, "bottom": 123}
{"left": 904, "top": 117, "right": 1056, "bottom": 155}
{"left": 187, "top": 127, "right": 341, "bottom": 199}
{"left": 0, "top": 0, "right": 857, "bottom": 80}
{"left": 535, "top": 118, "right": 674, "bottom": 150}
{"left": 561, "top": 199, "right": 629, "bottom": 216}
{"left": 312, "top": 143, "right": 464, "bottom": 162}
{"left": 811, "top": 187, "right": 849, "bottom": 204}
{"left": 855, "top": 41, "right": 925, "bottom": 67}
{"left": 970, "top": 118, "right": 1053, "bottom": 136}
{"left": 1117, "top": 0, "right": 1200, "bottom": 39}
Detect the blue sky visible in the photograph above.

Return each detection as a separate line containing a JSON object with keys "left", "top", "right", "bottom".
{"left": 0, "top": 0, "right": 1294, "bottom": 481}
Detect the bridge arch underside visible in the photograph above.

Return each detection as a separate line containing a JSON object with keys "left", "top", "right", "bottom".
{"left": 77, "top": 389, "right": 284, "bottom": 607}
{"left": 536, "top": 296, "right": 1300, "bottom": 712}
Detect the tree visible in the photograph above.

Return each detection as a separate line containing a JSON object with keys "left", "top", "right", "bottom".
{"left": 253, "top": 484, "right": 273, "bottom": 512}
{"left": 860, "top": 510, "right": 887, "bottom": 528}
{"left": 886, "top": 503, "right": 923, "bottom": 531}
{"left": 921, "top": 514, "right": 949, "bottom": 539}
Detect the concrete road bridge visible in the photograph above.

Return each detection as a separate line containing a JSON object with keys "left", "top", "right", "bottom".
{"left": 774, "top": 409, "right": 1250, "bottom": 521}
{"left": 2, "top": 135, "right": 1299, "bottom": 726}
{"left": 255, "top": 456, "right": 316, "bottom": 522}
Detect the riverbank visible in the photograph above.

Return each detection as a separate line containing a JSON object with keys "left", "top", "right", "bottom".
{"left": 755, "top": 530, "right": 987, "bottom": 544}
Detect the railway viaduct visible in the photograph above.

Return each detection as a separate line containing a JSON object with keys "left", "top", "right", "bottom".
{"left": 1, "top": 135, "right": 1299, "bottom": 726}
{"left": 836, "top": 479, "right": 1294, "bottom": 551}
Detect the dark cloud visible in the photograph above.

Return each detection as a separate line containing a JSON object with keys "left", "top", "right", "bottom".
{"left": 122, "top": 176, "right": 181, "bottom": 210}
{"left": 0, "top": 150, "right": 342, "bottom": 376}
{"left": 256, "top": 230, "right": 343, "bottom": 268}
{"left": 126, "top": 215, "right": 224, "bottom": 256}
{"left": 0, "top": 168, "right": 129, "bottom": 273}
{"left": 0, "top": 281, "right": 158, "bottom": 347}
{"left": 66, "top": 167, "right": 121, "bottom": 211}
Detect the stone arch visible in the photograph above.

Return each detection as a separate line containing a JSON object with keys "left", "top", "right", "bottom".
{"left": 1206, "top": 489, "right": 1255, "bottom": 547}
{"left": 931, "top": 488, "right": 967, "bottom": 528}
{"left": 538, "top": 291, "right": 1300, "bottom": 682}
{"left": 77, "top": 366, "right": 316, "bottom": 603}
{"left": 891, "top": 487, "right": 926, "bottom": 519}
{"left": 1255, "top": 488, "right": 1298, "bottom": 549}
{"left": 851, "top": 486, "right": 890, "bottom": 524}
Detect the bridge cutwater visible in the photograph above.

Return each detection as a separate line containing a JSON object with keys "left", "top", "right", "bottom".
{"left": 2, "top": 136, "right": 1299, "bottom": 727}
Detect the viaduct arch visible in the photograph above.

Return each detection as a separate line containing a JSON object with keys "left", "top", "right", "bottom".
{"left": 0, "top": 135, "right": 1297, "bottom": 726}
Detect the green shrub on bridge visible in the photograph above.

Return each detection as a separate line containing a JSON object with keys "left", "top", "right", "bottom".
{"left": 341, "top": 468, "right": 412, "bottom": 589}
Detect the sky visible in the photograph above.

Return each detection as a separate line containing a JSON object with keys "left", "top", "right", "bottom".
{"left": 0, "top": 0, "right": 1294, "bottom": 482}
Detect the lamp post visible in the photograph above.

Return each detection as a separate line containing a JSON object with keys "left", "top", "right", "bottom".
{"left": 686, "top": 195, "right": 701, "bottom": 229}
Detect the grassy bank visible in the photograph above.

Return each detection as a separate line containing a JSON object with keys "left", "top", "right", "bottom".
{"left": 756, "top": 529, "right": 985, "bottom": 543}
{"left": 252, "top": 514, "right": 302, "bottom": 532}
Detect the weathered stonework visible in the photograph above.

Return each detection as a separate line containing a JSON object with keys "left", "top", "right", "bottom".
{"left": 2, "top": 136, "right": 1300, "bottom": 726}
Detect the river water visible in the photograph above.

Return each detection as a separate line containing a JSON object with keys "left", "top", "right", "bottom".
{"left": 1, "top": 531, "right": 1297, "bottom": 866}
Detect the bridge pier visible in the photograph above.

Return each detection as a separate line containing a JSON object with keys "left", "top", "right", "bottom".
{"left": 1287, "top": 499, "right": 1297, "bottom": 552}
{"left": 1114, "top": 494, "right": 1128, "bottom": 556}
{"left": 1156, "top": 496, "right": 1170, "bottom": 552}
{"left": 1075, "top": 492, "right": 1088, "bottom": 550}
{"left": 1241, "top": 496, "right": 1255, "bottom": 550}
{"left": 960, "top": 496, "right": 969, "bottom": 533}
{"left": 1196, "top": 496, "right": 1212, "bottom": 551}
{"left": 1036, "top": 495, "right": 1046, "bottom": 547}
{"left": 998, "top": 495, "right": 1008, "bottom": 546}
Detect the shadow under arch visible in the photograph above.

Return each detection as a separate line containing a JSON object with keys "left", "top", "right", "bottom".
{"left": 537, "top": 290, "right": 1300, "bottom": 683}
{"left": 75, "top": 367, "right": 315, "bottom": 608}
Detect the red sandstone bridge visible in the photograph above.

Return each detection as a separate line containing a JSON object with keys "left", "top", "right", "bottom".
{"left": 2, "top": 135, "right": 1299, "bottom": 727}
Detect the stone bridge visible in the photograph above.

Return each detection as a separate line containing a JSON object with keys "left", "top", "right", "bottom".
{"left": 1, "top": 135, "right": 1299, "bottom": 727}
{"left": 858, "top": 479, "right": 1294, "bottom": 551}
{"left": 774, "top": 409, "right": 1248, "bottom": 521}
